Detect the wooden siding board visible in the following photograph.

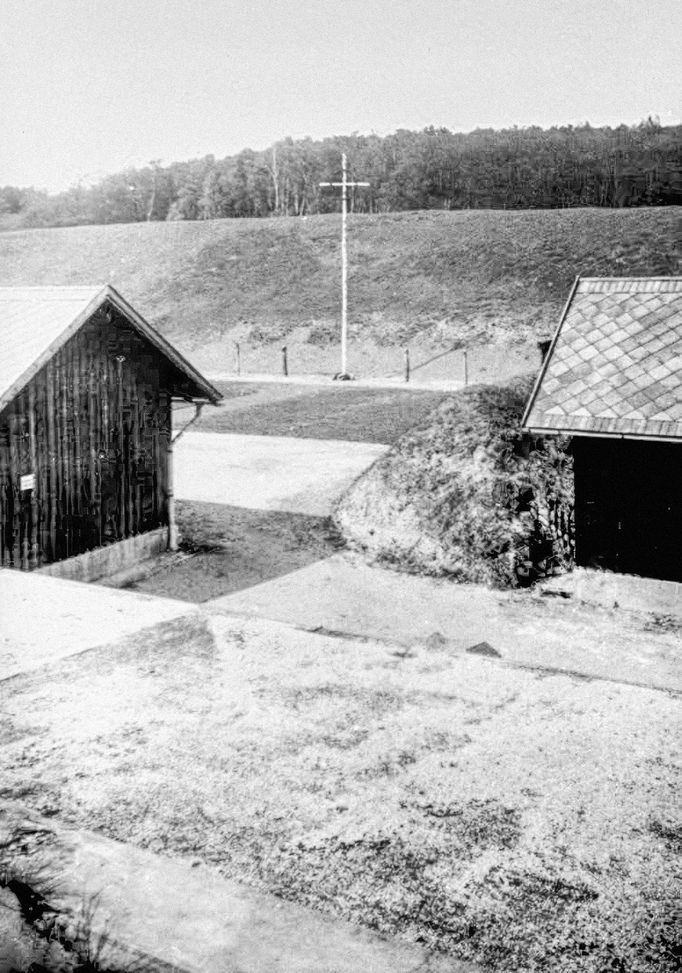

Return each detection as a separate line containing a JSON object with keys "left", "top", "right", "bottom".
{"left": 7, "top": 413, "right": 17, "bottom": 566}
{"left": 45, "top": 358, "right": 57, "bottom": 562}
{"left": 27, "top": 383, "right": 39, "bottom": 568}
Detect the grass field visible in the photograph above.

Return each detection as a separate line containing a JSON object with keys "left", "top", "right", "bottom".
{"left": 1, "top": 209, "right": 679, "bottom": 376}
{"left": 189, "top": 380, "right": 452, "bottom": 442}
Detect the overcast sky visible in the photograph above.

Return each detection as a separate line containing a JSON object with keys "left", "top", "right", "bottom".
{"left": 1, "top": 0, "right": 680, "bottom": 191}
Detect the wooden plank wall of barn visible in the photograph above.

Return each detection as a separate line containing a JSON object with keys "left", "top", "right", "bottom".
{"left": 0, "top": 308, "right": 171, "bottom": 570}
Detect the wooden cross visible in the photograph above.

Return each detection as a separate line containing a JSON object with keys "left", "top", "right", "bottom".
{"left": 320, "top": 153, "right": 369, "bottom": 378}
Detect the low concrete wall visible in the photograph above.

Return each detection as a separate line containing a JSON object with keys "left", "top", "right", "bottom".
{"left": 0, "top": 805, "right": 468, "bottom": 973}
{"left": 543, "top": 568, "right": 682, "bottom": 620}
{"left": 37, "top": 528, "right": 169, "bottom": 584}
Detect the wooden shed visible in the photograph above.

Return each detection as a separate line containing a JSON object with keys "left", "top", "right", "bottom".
{"left": 0, "top": 285, "right": 221, "bottom": 572}
{"left": 522, "top": 276, "right": 682, "bottom": 583}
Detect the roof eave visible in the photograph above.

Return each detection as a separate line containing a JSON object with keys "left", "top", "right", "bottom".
{"left": 525, "top": 426, "right": 682, "bottom": 444}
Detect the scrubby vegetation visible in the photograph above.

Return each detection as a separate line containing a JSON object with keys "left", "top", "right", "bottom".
{"left": 335, "top": 376, "right": 574, "bottom": 587}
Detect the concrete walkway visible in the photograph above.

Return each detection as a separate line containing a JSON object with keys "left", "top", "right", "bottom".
{"left": 0, "top": 570, "right": 196, "bottom": 681}
{"left": 209, "top": 553, "right": 682, "bottom": 693}
{"left": 543, "top": 567, "right": 682, "bottom": 621}
{"left": 174, "top": 431, "right": 388, "bottom": 515}
{"left": 0, "top": 805, "right": 475, "bottom": 973}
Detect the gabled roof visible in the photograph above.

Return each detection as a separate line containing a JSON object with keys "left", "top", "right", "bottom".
{"left": 0, "top": 284, "right": 221, "bottom": 411}
{"left": 522, "top": 277, "right": 682, "bottom": 441}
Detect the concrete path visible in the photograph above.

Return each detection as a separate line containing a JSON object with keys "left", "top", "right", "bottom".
{"left": 543, "top": 567, "right": 682, "bottom": 621}
{"left": 174, "top": 431, "right": 388, "bottom": 516}
{"left": 209, "top": 553, "right": 682, "bottom": 693}
{"left": 0, "top": 570, "right": 195, "bottom": 681}
{"left": 0, "top": 806, "right": 475, "bottom": 973}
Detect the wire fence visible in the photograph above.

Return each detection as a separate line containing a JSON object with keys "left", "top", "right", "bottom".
{"left": 221, "top": 341, "right": 536, "bottom": 387}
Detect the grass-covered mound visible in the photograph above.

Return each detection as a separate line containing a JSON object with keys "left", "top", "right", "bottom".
{"left": 334, "top": 376, "right": 574, "bottom": 587}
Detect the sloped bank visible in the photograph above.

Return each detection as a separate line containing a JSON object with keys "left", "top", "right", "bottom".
{"left": 334, "top": 377, "right": 574, "bottom": 587}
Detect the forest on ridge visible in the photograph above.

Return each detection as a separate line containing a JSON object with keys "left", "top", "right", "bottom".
{"left": 1, "top": 118, "right": 681, "bottom": 229}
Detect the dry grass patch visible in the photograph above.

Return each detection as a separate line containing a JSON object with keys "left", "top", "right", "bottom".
{"left": 0, "top": 612, "right": 679, "bottom": 972}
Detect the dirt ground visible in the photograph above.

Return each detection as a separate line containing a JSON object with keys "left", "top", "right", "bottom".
{"left": 123, "top": 500, "right": 343, "bottom": 602}
{"left": 0, "top": 611, "right": 679, "bottom": 973}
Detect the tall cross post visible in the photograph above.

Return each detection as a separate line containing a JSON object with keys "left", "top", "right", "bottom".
{"left": 320, "top": 153, "right": 369, "bottom": 378}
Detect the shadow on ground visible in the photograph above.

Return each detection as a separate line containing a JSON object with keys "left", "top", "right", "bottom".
{"left": 122, "top": 500, "right": 344, "bottom": 602}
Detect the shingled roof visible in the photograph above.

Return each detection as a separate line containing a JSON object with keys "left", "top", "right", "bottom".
{"left": 0, "top": 285, "right": 221, "bottom": 411}
{"left": 522, "top": 277, "right": 682, "bottom": 441}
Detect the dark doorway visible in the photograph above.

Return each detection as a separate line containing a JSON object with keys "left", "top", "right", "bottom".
{"left": 573, "top": 437, "right": 682, "bottom": 582}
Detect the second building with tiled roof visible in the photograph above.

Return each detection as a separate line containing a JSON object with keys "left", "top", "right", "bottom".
{"left": 523, "top": 276, "right": 682, "bottom": 582}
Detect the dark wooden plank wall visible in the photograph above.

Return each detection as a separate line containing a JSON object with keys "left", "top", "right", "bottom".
{"left": 0, "top": 306, "right": 172, "bottom": 569}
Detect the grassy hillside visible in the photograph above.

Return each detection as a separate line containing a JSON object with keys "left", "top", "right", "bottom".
{"left": 335, "top": 377, "right": 575, "bottom": 587}
{"left": 0, "top": 208, "right": 679, "bottom": 376}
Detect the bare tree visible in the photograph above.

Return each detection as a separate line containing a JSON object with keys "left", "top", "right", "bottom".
{"left": 147, "top": 159, "right": 162, "bottom": 221}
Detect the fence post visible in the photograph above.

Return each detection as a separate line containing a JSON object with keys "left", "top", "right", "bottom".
{"left": 463, "top": 349, "right": 469, "bottom": 387}
{"left": 235, "top": 342, "right": 241, "bottom": 375}
{"left": 404, "top": 346, "right": 410, "bottom": 383}
{"left": 282, "top": 345, "right": 288, "bottom": 377}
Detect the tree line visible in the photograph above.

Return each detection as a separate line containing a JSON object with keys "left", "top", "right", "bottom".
{"left": 2, "top": 118, "right": 681, "bottom": 228}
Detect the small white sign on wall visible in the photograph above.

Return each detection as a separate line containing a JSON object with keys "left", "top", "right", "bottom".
{"left": 20, "top": 473, "right": 35, "bottom": 491}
